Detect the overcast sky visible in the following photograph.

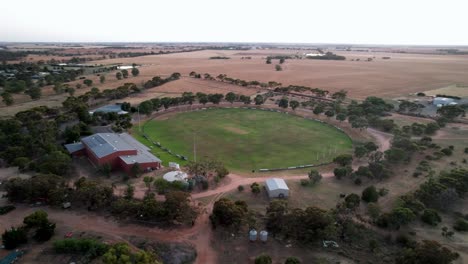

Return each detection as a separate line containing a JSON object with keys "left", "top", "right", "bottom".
{"left": 1, "top": 0, "right": 467, "bottom": 45}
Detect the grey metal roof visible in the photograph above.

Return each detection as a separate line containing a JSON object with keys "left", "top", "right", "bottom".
{"left": 265, "top": 178, "right": 289, "bottom": 191}
{"left": 90, "top": 104, "right": 128, "bottom": 115}
{"left": 82, "top": 133, "right": 134, "bottom": 158}
{"left": 81, "top": 133, "right": 161, "bottom": 162}
{"left": 64, "top": 142, "right": 84, "bottom": 153}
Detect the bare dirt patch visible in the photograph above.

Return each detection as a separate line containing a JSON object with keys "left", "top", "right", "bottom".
{"left": 222, "top": 124, "right": 249, "bottom": 135}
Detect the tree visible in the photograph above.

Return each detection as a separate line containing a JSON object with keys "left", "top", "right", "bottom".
{"left": 284, "top": 257, "right": 301, "bottom": 264}
{"left": 308, "top": 170, "right": 322, "bottom": 185}
{"left": 334, "top": 166, "right": 351, "bottom": 179}
{"left": 216, "top": 165, "right": 229, "bottom": 178}
{"left": 437, "top": 105, "right": 465, "bottom": 120}
{"left": 208, "top": 93, "right": 224, "bottom": 104}
{"left": 121, "top": 69, "right": 129, "bottom": 78}
{"left": 2, "top": 227, "right": 28, "bottom": 249}
{"left": 390, "top": 207, "right": 416, "bottom": 227}
{"left": 344, "top": 193, "right": 360, "bottom": 209}
{"left": 354, "top": 146, "right": 368, "bottom": 158}
{"left": 67, "top": 87, "right": 75, "bottom": 96}
{"left": 100, "top": 75, "right": 106, "bottom": 83}
{"left": 83, "top": 79, "right": 93, "bottom": 87}
{"left": 143, "top": 176, "right": 153, "bottom": 192}
{"left": 421, "top": 209, "right": 441, "bottom": 226}
{"left": 24, "top": 210, "right": 49, "bottom": 228}
{"left": 254, "top": 95, "right": 264, "bottom": 105}
{"left": 116, "top": 71, "right": 122, "bottom": 80}
{"left": 12, "top": 157, "right": 30, "bottom": 172}
{"left": 365, "top": 142, "right": 379, "bottom": 152}
{"left": 103, "top": 243, "right": 159, "bottom": 264}
{"left": 164, "top": 191, "right": 197, "bottom": 224}
{"left": 336, "top": 113, "right": 346, "bottom": 122}
{"left": 210, "top": 198, "right": 248, "bottom": 228}
{"left": 266, "top": 58, "right": 272, "bottom": 64}
{"left": 313, "top": 105, "right": 324, "bottom": 115}
{"left": 333, "top": 154, "right": 353, "bottom": 166}
{"left": 131, "top": 162, "right": 142, "bottom": 177}
{"left": 98, "top": 163, "right": 112, "bottom": 177}
{"left": 384, "top": 147, "right": 407, "bottom": 163}
{"left": 397, "top": 240, "right": 459, "bottom": 264}
{"left": 453, "top": 219, "right": 468, "bottom": 231}
{"left": 331, "top": 90, "right": 347, "bottom": 101}
{"left": 251, "top": 182, "right": 261, "bottom": 195}
{"left": 131, "top": 67, "right": 139, "bottom": 77}
{"left": 225, "top": 92, "right": 236, "bottom": 104}
{"left": 124, "top": 184, "right": 134, "bottom": 200}
{"left": 34, "top": 222, "right": 56, "bottom": 241}
{"left": 1, "top": 92, "right": 14, "bottom": 105}
{"left": 289, "top": 100, "right": 299, "bottom": 110}
{"left": 278, "top": 98, "right": 289, "bottom": 108}
{"left": 362, "top": 186, "right": 379, "bottom": 203}
{"left": 275, "top": 64, "right": 282, "bottom": 71}
{"left": 279, "top": 58, "right": 285, "bottom": 64}
{"left": 255, "top": 254, "right": 272, "bottom": 264}
{"left": 325, "top": 110, "right": 335, "bottom": 118}
{"left": 26, "top": 86, "right": 42, "bottom": 100}
{"left": 38, "top": 151, "right": 72, "bottom": 176}
{"left": 367, "top": 202, "right": 381, "bottom": 219}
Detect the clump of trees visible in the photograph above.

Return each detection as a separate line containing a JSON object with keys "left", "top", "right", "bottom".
{"left": 210, "top": 198, "right": 248, "bottom": 229}
{"left": 2, "top": 210, "right": 56, "bottom": 249}
{"left": 306, "top": 52, "right": 346, "bottom": 60}
{"left": 186, "top": 160, "right": 229, "bottom": 190}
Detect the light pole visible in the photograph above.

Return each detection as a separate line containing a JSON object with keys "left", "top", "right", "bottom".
{"left": 137, "top": 106, "right": 141, "bottom": 132}
{"left": 192, "top": 130, "right": 197, "bottom": 162}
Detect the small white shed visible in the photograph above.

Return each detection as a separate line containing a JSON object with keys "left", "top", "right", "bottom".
{"left": 265, "top": 178, "right": 289, "bottom": 198}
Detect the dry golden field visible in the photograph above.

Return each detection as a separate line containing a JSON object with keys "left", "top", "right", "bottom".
{"left": 93, "top": 49, "right": 468, "bottom": 99}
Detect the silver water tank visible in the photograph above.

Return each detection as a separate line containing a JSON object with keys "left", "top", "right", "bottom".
{"left": 249, "top": 229, "right": 257, "bottom": 242}
{"left": 259, "top": 230, "right": 268, "bottom": 242}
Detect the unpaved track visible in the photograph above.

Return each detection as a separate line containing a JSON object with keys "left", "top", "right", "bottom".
{"left": 0, "top": 126, "right": 391, "bottom": 264}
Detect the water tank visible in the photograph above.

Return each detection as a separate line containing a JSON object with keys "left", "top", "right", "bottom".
{"left": 259, "top": 230, "right": 268, "bottom": 242}
{"left": 249, "top": 229, "right": 257, "bottom": 242}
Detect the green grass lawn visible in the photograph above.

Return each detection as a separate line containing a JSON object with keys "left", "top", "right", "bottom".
{"left": 136, "top": 108, "right": 352, "bottom": 172}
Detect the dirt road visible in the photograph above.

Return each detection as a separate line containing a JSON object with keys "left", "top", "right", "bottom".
{"left": 0, "top": 125, "right": 392, "bottom": 264}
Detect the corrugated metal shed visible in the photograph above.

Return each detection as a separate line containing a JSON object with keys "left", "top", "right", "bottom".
{"left": 64, "top": 142, "right": 84, "bottom": 153}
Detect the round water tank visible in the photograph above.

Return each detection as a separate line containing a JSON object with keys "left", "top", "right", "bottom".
{"left": 259, "top": 230, "right": 268, "bottom": 242}
{"left": 249, "top": 229, "right": 257, "bottom": 241}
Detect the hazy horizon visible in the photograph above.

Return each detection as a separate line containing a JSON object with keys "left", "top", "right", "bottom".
{"left": 1, "top": 0, "right": 468, "bottom": 45}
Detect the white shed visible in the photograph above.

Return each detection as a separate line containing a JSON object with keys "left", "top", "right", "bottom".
{"left": 265, "top": 178, "right": 289, "bottom": 198}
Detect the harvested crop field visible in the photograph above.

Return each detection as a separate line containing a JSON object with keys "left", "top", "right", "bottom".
{"left": 136, "top": 108, "right": 353, "bottom": 172}
{"left": 95, "top": 49, "right": 468, "bottom": 99}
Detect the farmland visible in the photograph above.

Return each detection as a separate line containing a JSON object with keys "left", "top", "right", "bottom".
{"left": 94, "top": 49, "right": 468, "bottom": 99}
{"left": 137, "top": 108, "right": 352, "bottom": 172}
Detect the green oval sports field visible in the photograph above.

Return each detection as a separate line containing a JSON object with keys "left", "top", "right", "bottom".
{"left": 137, "top": 108, "right": 352, "bottom": 172}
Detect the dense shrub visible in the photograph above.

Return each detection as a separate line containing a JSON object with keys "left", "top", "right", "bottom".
{"left": 362, "top": 186, "right": 379, "bottom": 203}
{"left": 453, "top": 219, "right": 468, "bottom": 232}
{"left": 421, "top": 209, "right": 442, "bottom": 226}
{"left": 0, "top": 205, "right": 16, "bottom": 215}
{"left": 53, "top": 238, "right": 109, "bottom": 257}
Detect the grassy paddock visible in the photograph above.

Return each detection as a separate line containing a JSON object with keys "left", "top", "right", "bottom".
{"left": 136, "top": 108, "right": 352, "bottom": 172}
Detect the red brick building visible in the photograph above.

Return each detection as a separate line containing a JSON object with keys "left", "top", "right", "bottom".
{"left": 65, "top": 133, "right": 161, "bottom": 174}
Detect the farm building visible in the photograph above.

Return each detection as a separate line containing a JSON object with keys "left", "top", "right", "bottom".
{"left": 432, "top": 97, "right": 457, "bottom": 106}
{"left": 65, "top": 133, "right": 161, "bottom": 174}
{"left": 265, "top": 178, "right": 289, "bottom": 198}
{"left": 89, "top": 104, "right": 128, "bottom": 115}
